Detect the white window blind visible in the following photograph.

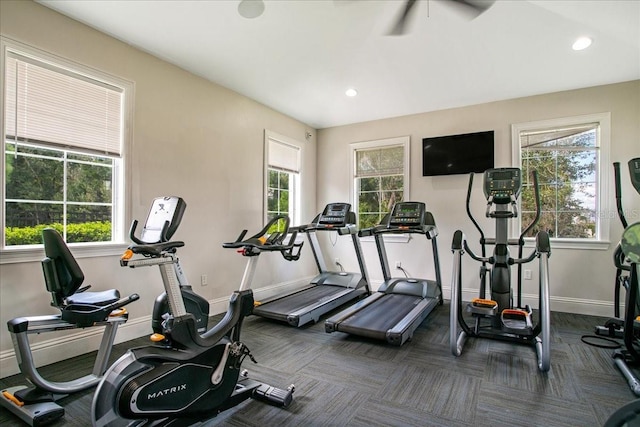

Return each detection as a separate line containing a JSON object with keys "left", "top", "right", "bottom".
{"left": 521, "top": 123, "right": 599, "bottom": 149}
{"left": 268, "top": 139, "right": 300, "bottom": 173}
{"left": 5, "top": 52, "right": 123, "bottom": 156}
{"left": 355, "top": 145, "right": 404, "bottom": 178}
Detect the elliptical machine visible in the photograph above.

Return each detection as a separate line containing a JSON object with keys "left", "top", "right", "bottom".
{"left": 596, "top": 161, "right": 640, "bottom": 339}
{"left": 450, "top": 168, "right": 552, "bottom": 372}
{"left": 130, "top": 196, "right": 210, "bottom": 334}
{"left": 1, "top": 229, "right": 139, "bottom": 426}
{"left": 608, "top": 158, "right": 640, "bottom": 396}
{"left": 91, "top": 214, "right": 301, "bottom": 426}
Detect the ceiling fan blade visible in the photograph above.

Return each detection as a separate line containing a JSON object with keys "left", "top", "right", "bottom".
{"left": 445, "top": 0, "right": 495, "bottom": 18}
{"left": 388, "top": 0, "right": 419, "bottom": 36}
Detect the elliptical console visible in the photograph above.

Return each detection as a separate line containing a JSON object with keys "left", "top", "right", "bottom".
{"left": 483, "top": 168, "right": 522, "bottom": 204}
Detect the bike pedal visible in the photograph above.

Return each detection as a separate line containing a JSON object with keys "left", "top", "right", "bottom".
{"left": 253, "top": 384, "right": 295, "bottom": 408}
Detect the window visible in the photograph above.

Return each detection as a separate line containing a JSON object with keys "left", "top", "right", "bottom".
{"left": 1, "top": 37, "right": 131, "bottom": 257}
{"left": 512, "top": 113, "right": 610, "bottom": 247}
{"left": 350, "top": 136, "right": 410, "bottom": 230}
{"left": 264, "top": 131, "right": 301, "bottom": 229}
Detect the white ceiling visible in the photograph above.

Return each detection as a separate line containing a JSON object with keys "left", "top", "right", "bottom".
{"left": 38, "top": 0, "right": 640, "bottom": 129}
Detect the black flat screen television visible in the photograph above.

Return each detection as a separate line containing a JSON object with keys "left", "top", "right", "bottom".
{"left": 422, "top": 130, "right": 494, "bottom": 176}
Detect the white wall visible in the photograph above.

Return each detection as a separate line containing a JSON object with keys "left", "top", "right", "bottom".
{"left": 317, "top": 80, "right": 640, "bottom": 315}
{"left": 0, "top": 0, "right": 317, "bottom": 376}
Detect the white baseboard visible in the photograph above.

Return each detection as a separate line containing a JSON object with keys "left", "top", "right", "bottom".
{"left": 442, "top": 286, "right": 617, "bottom": 318}
{"left": 0, "top": 276, "right": 314, "bottom": 379}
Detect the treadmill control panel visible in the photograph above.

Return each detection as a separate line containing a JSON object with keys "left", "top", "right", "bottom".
{"left": 629, "top": 158, "right": 640, "bottom": 195}
{"left": 484, "top": 168, "right": 522, "bottom": 204}
{"left": 317, "top": 203, "right": 351, "bottom": 226}
{"left": 387, "top": 202, "right": 426, "bottom": 228}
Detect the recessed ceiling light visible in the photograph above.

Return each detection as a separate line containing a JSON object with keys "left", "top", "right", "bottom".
{"left": 345, "top": 88, "right": 358, "bottom": 97}
{"left": 572, "top": 36, "right": 592, "bottom": 51}
{"left": 238, "top": 0, "right": 265, "bottom": 19}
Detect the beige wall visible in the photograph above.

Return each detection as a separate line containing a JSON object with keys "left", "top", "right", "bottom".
{"left": 1, "top": 0, "right": 639, "bottom": 377}
{"left": 0, "top": 0, "right": 317, "bottom": 375}
{"left": 317, "top": 80, "right": 640, "bottom": 314}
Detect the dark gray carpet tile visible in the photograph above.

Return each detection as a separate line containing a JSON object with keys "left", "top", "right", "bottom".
{"left": 287, "top": 375, "right": 370, "bottom": 426}
{"left": 403, "top": 344, "right": 490, "bottom": 380}
{"left": 574, "top": 366, "right": 637, "bottom": 405}
{"left": 475, "top": 383, "right": 598, "bottom": 427}
{"left": 298, "top": 350, "right": 392, "bottom": 394}
{"left": 324, "top": 334, "right": 413, "bottom": 364}
{"left": 571, "top": 340, "right": 623, "bottom": 373}
{"left": 484, "top": 351, "right": 579, "bottom": 400}
{"left": 376, "top": 365, "right": 482, "bottom": 424}
{"left": 350, "top": 396, "right": 474, "bottom": 427}
{"left": 241, "top": 336, "right": 326, "bottom": 373}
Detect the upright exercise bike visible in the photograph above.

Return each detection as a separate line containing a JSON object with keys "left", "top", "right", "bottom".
{"left": 91, "top": 214, "right": 301, "bottom": 426}
{"left": 450, "top": 168, "right": 552, "bottom": 372}
{"left": 130, "top": 196, "right": 210, "bottom": 334}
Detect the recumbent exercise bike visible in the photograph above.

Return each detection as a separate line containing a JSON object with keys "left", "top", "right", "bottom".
{"left": 1, "top": 229, "right": 139, "bottom": 426}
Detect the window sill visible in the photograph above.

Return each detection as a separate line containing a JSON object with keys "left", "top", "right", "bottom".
{"left": 522, "top": 237, "right": 611, "bottom": 251}
{"left": 1, "top": 242, "right": 129, "bottom": 264}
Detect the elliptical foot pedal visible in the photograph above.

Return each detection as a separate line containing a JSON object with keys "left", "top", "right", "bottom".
{"left": 252, "top": 384, "right": 295, "bottom": 408}
{"left": 467, "top": 298, "right": 498, "bottom": 316}
{"left": 501, "top": 309, "right": 533, "bottom": 335}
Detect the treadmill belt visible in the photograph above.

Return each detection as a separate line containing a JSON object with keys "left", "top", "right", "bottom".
{"left": 337, "top": 294, "right": 423, "bottom": 340}
{"left": 255, "top": 285, "right": 350, "bottom": 316}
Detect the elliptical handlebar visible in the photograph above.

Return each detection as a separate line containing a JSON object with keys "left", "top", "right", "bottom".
{"left": 614, "top": 162, "right": 628, "bottom": 229}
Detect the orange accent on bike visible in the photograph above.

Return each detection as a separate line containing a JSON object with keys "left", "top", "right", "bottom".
{"left": 2, "top": 391, "right": 24, "bottom": 407}
{"left": 150, "top": 333, "right": 166, "bottom": 342}
{"left": 121, "top": 249, "right": 134, "bottom": 260}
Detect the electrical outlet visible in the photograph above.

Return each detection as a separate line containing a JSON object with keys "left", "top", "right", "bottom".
{"left": 201, "top": 274, "right": 208, "bottom": 286}
{"left": 524, "top": 269, "right": 532, "bottom": 280}
{"left": 395, "top": 261, "right": 402, "bottom": 269}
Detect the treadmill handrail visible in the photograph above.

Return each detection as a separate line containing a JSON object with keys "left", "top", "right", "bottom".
{"left": 360, "top": 224, "right": 437, "bottom": 238}
{"left": 293, "top": 222, "right": 357, "bottom": 236}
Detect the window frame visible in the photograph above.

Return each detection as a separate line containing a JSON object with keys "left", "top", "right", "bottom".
{"left": 350, "top": 136, "right": 410, "bottom": 242}
{"left": 0, "top": 37, "right": 133, "bottom": 264}
{"left": 511, "top": 112, "right": 611, "bottom": 250}
{"left": 263, "top": 130, "right": 301, "bottom": 227}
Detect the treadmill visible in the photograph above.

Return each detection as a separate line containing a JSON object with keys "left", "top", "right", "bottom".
{"left": 252, "top": 203, "right": 371, "bottom": 327}
{"left": 325, "top": 201, "right": 443, "bottom": 346}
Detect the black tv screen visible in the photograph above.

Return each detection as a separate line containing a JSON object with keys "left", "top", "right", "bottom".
{"left": 422, "top": 131, "right": 494, "bottom": 176}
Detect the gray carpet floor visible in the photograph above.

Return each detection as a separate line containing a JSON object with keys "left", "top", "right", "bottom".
{"left": 1, "top": 302, "right": 637, "bottom": 426}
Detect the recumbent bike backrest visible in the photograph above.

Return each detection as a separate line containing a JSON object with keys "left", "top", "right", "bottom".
{"left": 41, "top": 228, "right": 86, "bottom": 308}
